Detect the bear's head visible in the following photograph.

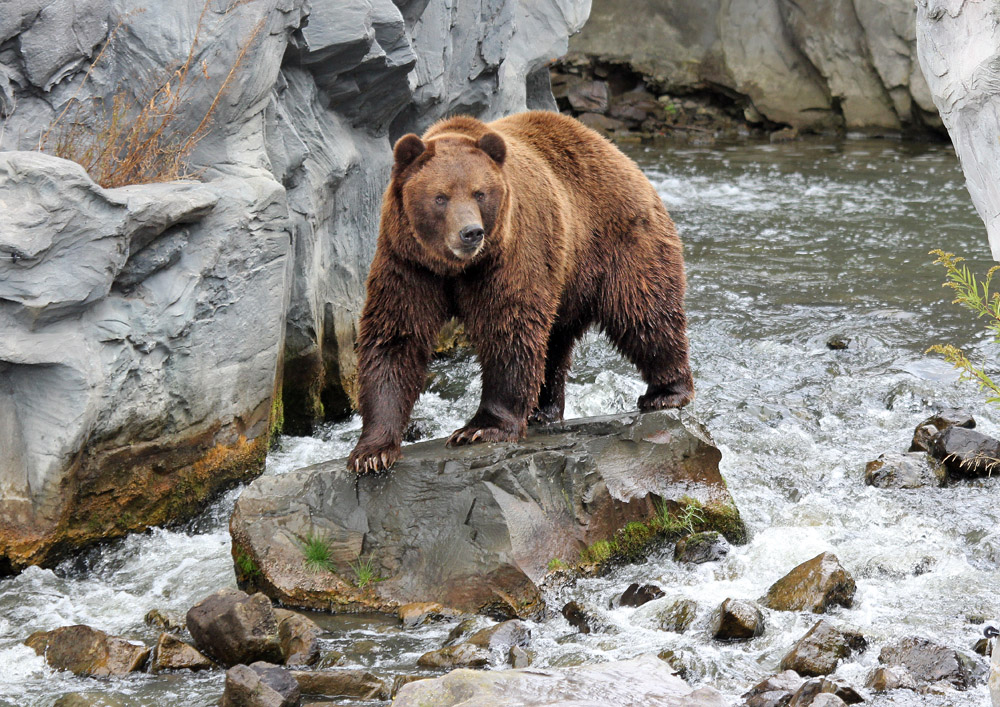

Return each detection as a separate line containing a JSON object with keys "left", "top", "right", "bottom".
{"left": 391, "top": 130, "right": 507, "bottom": 269}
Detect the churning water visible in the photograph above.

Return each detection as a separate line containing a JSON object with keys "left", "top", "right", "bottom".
{"left": 2, "top": 138, "right": 998, "bottom": 706}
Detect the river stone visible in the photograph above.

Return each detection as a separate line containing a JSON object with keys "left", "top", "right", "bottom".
{"left": 762, "top": 552, "right": 856, "bottom": 613}
{"left": 444, "top": 619, "right": 481, "bottom": 646}
{"left": 909, "top": 409, "right": 975, "bottom": 452}
{"left": 709, "top": 599, "right": 765, "bottom": 642}
{"left": 290, "top": 669, "right": 389, "bottom": 700}
{"left": 562, "top": 601, "right": 594, "bottom": 634}
{"left": 508, "top": 645, "right": 532, "bottom": 668}
{"left": 417, "top": 642, "right": 490, "bottom": 670}
{"left": 275, "top": 608, "right": 321, "bottom": 667}
{"left": 230, "top": 410, "right": 743, "bottom": 617}
{"left": 24, "top": 625, "right": 149, "bottom": 677}
{"left": 656, "top": 599, "right": 698, "bottom": 633}
{"left": 864, "top": 452, "right": 946, "bottom": 489}
{"left": 674, "top": 531, "right": 730, "bottom": 564}
{"left": 779, "top": 620, "right": 867, "bottom": 677}
{"left": 866, "top": 665, "right": 918, "bottom": 691}
{"left": 394, "top": 653, "right": 726, "bottom": 706}
{"left": 221, "top": 662, "right": 300, "bottom": 707}
{"left": 878, "top": 636, "right": 973, "bottom": 689}
{"left": 149, "top": 632, "right": 213, "bottom": 673}
{"left": 742, "top": 670, "right": 806, "bottom": 707}
{"left": 787, "top": 677, "right": 862, "bottom": 706}
{"left": 144, "top": 609, "right": 185, "bottom": 633}
{"left": 52, "top": 695, "right": 134, "bottom": 707}
{"left": 398, "top": 602, "right": 463, "bottom": 628}
{"left": 186, "top": 589, "right": 282, "bottom": 667}
{"left": 929, "top": 427, "right": 1000, "bottom": 479}
{"left": 619, "top": 582, "right": 666, "bottom": 607}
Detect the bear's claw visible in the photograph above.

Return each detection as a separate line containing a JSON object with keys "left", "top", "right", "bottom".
{"left": 446, "top": 426, "right": 520, "bottom": 447}
{"left": 348, "top": 443, "right": 400, "bottom": 474}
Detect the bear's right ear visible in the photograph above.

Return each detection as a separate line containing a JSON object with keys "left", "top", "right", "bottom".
{"left": 393, "top": 134, "right": 425, "bottom": 170}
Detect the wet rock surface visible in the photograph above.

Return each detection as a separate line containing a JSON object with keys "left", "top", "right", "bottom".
{"left": 656, "top": 599, "right": 698, "bottom": 633}
{"left": 710, "top": 599, "right": 765, "bottom": 642}
{"left": 220, "top": 662, "right": 300, "bottom": 707}
{"left": 864, "top": 452, "right": 946, "bottom": 488}
{"left": 742, "top": 670, "right": 805, "bottom": 707}
{"left": 185, "top": 589, "right": 282, "bottom": 668}
{"left": 762, "top": 552, "right": 856, "bottom": 613}
{"left": 930, "top": 427, "right": 1000, "bottom": 479}
{"left": 230, "top": 410, "right": 744, "bottom": 617}
{"left": 909, "top": 409, "right": 975, "bottom": 452}
{"left": 149, "top": 632, "right": 213, "bottom": 673}
{"left": 290, "top": 669, "right": 390, "bottom": 701}
{"left": 275, "top": 609, "right": 321, "bottom": 667}
{"left": 561, "top": 601, "right": 594, "bottom": 634}
{"left": 779, "top": 620, "right": 866, "bottom": 677}
{"left": 25, "top": 624, "right": 150, "bottom": 677}
{"left": 674, "top": 531, "right": 730, "bottom": 564}
{"left": 618, "top": 582, "right": 666, "bottom": 607}
{"left": 878, "top": 636, "right": 974, "bottom": 690}
{"left": 394, "top": 653, "right": 726, "bottom": 706}
{"left": 418, "top": 619, "right": 531, "bottom": 669}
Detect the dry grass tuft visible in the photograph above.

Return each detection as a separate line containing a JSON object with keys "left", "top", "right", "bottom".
{"left": 38, "top": 1, "right": 264, "bottom": 189}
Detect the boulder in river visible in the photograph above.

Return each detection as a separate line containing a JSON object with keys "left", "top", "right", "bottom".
{"left": 394, "top": 653, "right": 726, "bottom": 706}
{"left": 762, "top": 552, "right": 856, "bottom": 613}
{"left": 561, "top": 601, "right": 594, "bottom": 634}
{"left": 230, "top": 410, "right": 745, "bottom": 618}
{"left": 24, "top": 624, "right": 149, "bottom": 677}
{"left": 674, "top": 531, "right": 731, "bottom": 564}
{"left": 742, "top": 670, "right": 806, "bottom": 707}
{"left": 909, "top": 409, "right": 975, "bottom": 452}
{"left": 418, "top": 619, "right": 531, "bottom": 669}
{"left": 397, "top": 602, "right": 463, "bottom": 628}
{"left": 865, "top": 665, "right": 918, "bottom": 692}
{"left": 864, "top": 452, "right": 946, "bottom": 489}
{"left": 929, "top": 427, "right": 1000, "bottom": 479}
{"left": 656, "top": 599, "right": 698, "bottom": 634}
{"left": 710, "top": 599, "right": 766, "bottom": 642}
{"left": 149, "top": 632, "right": 213, "bottom": 673}
{"left": 290, "top": 669, "right": 390, "bottom": 701}
{"left": 779, "top": 620, "right": 867, "bottom": 677}
{"left": 221, "top": 662, "right": 300, "bottom": 707}
{"left": 878, "top": 636, "right": 974, "bottom": 690}
{"left": 275, "top": 608, "right": 321, "bottom": 667}
{"left": 186, "top": 588, "right": 282, "bottom": 667}
{"left": 618, "top": 582, "right": 666, "bottom": 607}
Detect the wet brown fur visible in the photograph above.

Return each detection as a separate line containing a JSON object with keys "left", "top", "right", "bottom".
{"left": 348, "top": 111, "right": 693, "bottom": 473}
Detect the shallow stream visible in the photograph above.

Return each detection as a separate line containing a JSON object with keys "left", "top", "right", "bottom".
{"left": 2, "top": 138, "right": 998, "bottom": 706}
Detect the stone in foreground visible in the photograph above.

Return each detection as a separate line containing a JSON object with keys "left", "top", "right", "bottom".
{"left": 930, "top": 427, "right": 1000, "bottom": 479}
{"left": 392, "top": 653, "right": 726, "bottom": 706}
{"left": 878, "top": 636, "right": 973, "bottom": 690}
{"left": 221, "top": 662, "right": 300, "bottom": 707}
{"left": 864, "top": 452, "right": 946, "bottom": 489}
{"left": 150, "top": 632, "right": 213, "bottom": 672}
{"left": 186, "top": 589, "right": 282, "bottom": 667}
{"left": 710, "top": 599, "right": 765, "bottom": 642}
{"left": 25, "top": 624, "right": 149, "bottom": 677}
{"left": 762, "top": 552, "right": 856, "bottom": 613}
{"left": 779, "top": 620, "right": 866, "bottom": 677}
{"left": 230, "top": 411, "right": 743, "bottom": 617}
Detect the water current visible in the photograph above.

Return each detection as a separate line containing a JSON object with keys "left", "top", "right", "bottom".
{"left": 2, "top": 138, "right": 998, "bottom": 706}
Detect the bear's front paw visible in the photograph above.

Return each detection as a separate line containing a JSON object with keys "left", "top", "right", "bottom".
{"left": 446, "top": 425, "right": 521, "bottom": 447}
{"left": 638, "top": 382, "right": 694, "bottom": 411}
{"left": 348, "top": 441, "right": 401, "bottom": 474}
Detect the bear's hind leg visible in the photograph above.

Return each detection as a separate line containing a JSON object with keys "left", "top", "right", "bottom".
{"left": 528, "top": 319, "right": 587, "bottom": 425}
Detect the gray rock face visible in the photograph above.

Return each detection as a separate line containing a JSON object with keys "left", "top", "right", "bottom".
{"left": 916, "top": 3, "right": 1000, "bottom": 258}
{"left": 393, "top": 653, "right": 727, "bottom": 707}
{"left": 930, "top": 426, "right": 1000, "bottom": 479}
{"left": 567, "top": 0, "right": 940, "bottom": 135}
{"left": 0, "top": 0, "right": 591, "bottom": 571}
{"left": 230, "top": 410, "right": 744, "bottom": 617}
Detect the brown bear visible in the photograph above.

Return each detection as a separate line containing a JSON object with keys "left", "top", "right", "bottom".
{"left": 348, "top": 110, "right": 693, "bottom": 473}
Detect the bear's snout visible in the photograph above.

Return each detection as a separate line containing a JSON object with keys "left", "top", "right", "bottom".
{"left": 459, "top": 224, "right": 484, "bottom": 247}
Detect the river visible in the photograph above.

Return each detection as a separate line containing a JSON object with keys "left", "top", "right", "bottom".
{"left": 1, "top": 137, "right": 997, "bottom": 706}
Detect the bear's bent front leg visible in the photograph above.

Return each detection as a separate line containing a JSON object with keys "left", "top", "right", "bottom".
{"left": 448, "top": 301, "right": 550, "bottom": 447}
{"left": 349, "top": 258, "right": 448, "bottom": 473}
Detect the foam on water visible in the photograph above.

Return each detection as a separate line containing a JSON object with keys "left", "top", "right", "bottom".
{"left": 2, "top": 138, "right": 998, "bottom": 706}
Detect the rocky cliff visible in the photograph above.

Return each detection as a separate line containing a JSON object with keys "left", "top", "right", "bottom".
{"left": 563, "top": 0, "right": 942, "bottom": 136}
{"left": 0, "top": 0, "right": 590, "bottom": 572}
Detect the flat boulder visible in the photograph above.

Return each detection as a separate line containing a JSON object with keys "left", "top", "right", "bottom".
{"left": 230, "top": 411, "right": 744, "bottom": 617}
{"left": 150, "top": 632, "right": 213, "bottom": 672}
{"left": 290, "top": 669, "right": 389, "bottom": 700}
{"left": 25, "top": 625, "right": 149, "bottom": 677}
{"left": 418, "top": 619, "right": 530, "bottom": 669}
{"left": 186, "top": 588, "right": 282, "bottom": 667}
{"left": 393, "top": 653, "right": 726, "bottom": 706}
{"left": 762, "top": 552, "right": 856, "bottom": 613}
{"left": 878, "top": 636, "right": 974, "bottom": 689}
{"left": 779, "top": 620, "right": 866, "bottom": 677}
{"left": 864, "top": 452, "right": 946, "bottom": 489}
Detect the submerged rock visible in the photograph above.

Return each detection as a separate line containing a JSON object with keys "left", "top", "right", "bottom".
{"left": 742, "top": 670, "right": 806, "bottom": 707}
{"left": 618, "top": 582, "right": 666, "bottom": 607}
{"left": 779, "top": 620, "right": 867, "bottom": 677}
{"left": 762, "top": 552, "right": 856, "bottom": 613}
{"left": 656, "top": 599, "right": 698, "bottom": 634}
{"left": 230, "top": 410, "right": 744, "bottom": 617}
{"left": 221, "top": 662, "right": 300, "bottom": 707}
{"left": 710, "top": 599, "right": 765, "bottom": 642}
{"left": 186, "top": 589, "right": 282, "bottom": 667}
{"left": 393, "top": 653, "right": 726, "bottom": 706}
{"left": 25, "top": 625, "right": 149, "bottom": 677}
{"left": 561, "top": 601, "right": 594, "bottom": 634}
{"left": 674, "top": 531, "right": 730, "bottom": 564}
{"left": 878, "top": 636, "right": 974, "bottom": 690}
{"left": 418, "top": 620, "right": 531, "bottom": 670}
{"left": 397, "top": 602, "right": 462, "bottom": 628}
{"left": 864, "top": 452, "right": 947, "bottom": 488}
{"left": 150, "top": 632, "right": 213, "bottom": 673}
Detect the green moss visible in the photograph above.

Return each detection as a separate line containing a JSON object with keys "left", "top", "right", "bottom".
{"left": 700, "top": 501, "right": 748, "bottom": 545}
{"left": 580, "top": 539, "right": 615, "bottom": 564}
{"left": 268, "top": 390, "right": 284, "bottom": 448}
{"left": 235, "top": 549, "right": 261, "bottom": 578}
{"left": 547, "top": 557, "right": 568, "bottom": 572}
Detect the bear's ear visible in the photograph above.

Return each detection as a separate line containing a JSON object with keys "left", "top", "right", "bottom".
{"left": 393, "top": 134, "right": 425, "bottom": 170}
{"left": 477, "top": 132, "right": 506, "bottom": 166}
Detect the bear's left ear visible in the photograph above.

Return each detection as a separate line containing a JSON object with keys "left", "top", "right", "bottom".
{"left": 394, "top": 134, "right": 426, "bottom": 170}
{"left": 477, "top": 132, "right": 506, "bottom": 166}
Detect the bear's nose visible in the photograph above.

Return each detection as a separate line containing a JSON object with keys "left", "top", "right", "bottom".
{"left": 459, "top": 224, "right": 485, "bottom": 246}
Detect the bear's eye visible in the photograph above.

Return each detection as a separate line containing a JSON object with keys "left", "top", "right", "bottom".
{"left": 435, "top": 195, "right": 448, "bottom": 206}
{"left": 473, "top": 191, "right": 485, "bottom": 202}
